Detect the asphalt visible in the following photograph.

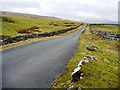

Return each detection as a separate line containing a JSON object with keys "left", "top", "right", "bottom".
{"left": 1, "top": 25, "right": 86, "bottom": 88}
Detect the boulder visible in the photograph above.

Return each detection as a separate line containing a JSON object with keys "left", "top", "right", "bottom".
{"left": 71, "top": 70, "right": 83, "bottom": 82}
{"left": 86, "top": 44, "right": 95, "bottom": 51}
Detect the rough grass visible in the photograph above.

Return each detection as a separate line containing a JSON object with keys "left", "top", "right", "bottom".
{"left": 91, "top": 25, "right": 118, "bottom": 34}
{"left": 51, "top": 25, "right": 119, "bottom": 88}
{"left": 0, "top": 26, "right": 82, "bottom": 51}
{"left": 1, "top": 16, "right": 80, "bottom": 37}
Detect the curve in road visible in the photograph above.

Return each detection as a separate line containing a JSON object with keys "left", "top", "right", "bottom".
{"left": 1, "top": 25, "right": 86, "bottom": 88}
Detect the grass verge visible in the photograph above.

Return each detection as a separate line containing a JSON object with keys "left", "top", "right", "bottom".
{"left": 51, "top": 25, "right": 119, "bottom": 88}
{"left": 91, "top": 25, "right": 118, "bottom": 34}
{"left": 0, "top": 26, "right": 82, "bottom": 51}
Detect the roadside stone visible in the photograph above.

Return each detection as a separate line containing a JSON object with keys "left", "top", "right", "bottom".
{"left": 86, "top": 55, "right": 92, "bottom": 59}
{"left": 71, "top": 55, "right": 97, "bottom": 82}
{"left": 71, "top": 70, "right": 83, "bottom": 82}
{"left": 86, "top": 44, "right": 95, "bottom": 51}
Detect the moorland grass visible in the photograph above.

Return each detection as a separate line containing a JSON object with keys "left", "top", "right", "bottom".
{"left": 0, "top": 26, "right": 82, "bottom": 51}
{"left": 51, "top": 25, "right": 119, "bottom": 88}
{"left": 0, "top": 15, "right": 81, "bottom": 51}
{"left": 91, "top": 25, "right": 118, "bottom": 34}
{"left": 1, "top": 16, "right": 80, "bottom": 37}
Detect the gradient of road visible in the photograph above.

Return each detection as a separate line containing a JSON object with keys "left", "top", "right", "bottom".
{"left": 2, "top": 25, "right": 86, "bottom": 88}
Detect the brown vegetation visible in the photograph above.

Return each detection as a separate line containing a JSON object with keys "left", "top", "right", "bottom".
{"left": 0, "top": 35, "right": 11, "bottom": 40}
{"left": 2, "top": 16, "right": 15, "bottom": 23}
{"left": 49, "top": 22, "right": 76, "bottom": 27}
{"left": 17, "top": 26, "right": 40, "bottom": 34}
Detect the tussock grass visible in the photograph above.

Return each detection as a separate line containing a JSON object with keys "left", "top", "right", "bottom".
{"left": 0, "top": 26, "right": 82, "bottom": 51}
{"left": 1, "top": 16, "right": 80, "bottom": 37}
{"left": 0, "top": 15, "right": 81, "bottom": 51}
{"left": 51, "top": 25, "right": 119, "bottom": 88}
{"left": 91, "top": 25, "right": 118, "bottom": 34}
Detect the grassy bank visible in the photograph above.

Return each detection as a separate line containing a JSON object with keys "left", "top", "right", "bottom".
{"left": 51, "top": 25, "right": 119, "bottom": 88}
{"left": 0, "top": 14, "right": 82, "bottom": 51}
{"left": 1, "top": 15, "right": 80, "bottom": 37}
{"left": 0, "top": 25, "right": 82, "bottom": 51}
{"left": 91, "top": 25, "right": 118, "bottom": 34}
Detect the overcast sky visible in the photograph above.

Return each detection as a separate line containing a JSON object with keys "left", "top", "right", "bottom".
{"left": 0, "top": 0, "right": 119, "bottom": 23}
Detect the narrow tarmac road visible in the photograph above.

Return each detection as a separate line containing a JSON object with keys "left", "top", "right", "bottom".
{"left": 1, "top": 25, "right": 86, "bottom": 88}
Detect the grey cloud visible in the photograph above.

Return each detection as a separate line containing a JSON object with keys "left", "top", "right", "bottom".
{"left": 1, "top": 2, "right": 40, "bottom": 11}
{"left": 0, "top": 0, "right": 119, "bottom": 23}
{"left": 37, "top": 0, "right": 118, "bottom": 23}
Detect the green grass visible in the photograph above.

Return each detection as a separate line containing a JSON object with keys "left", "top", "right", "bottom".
{"left": 91, "top": 25, "right": 118, "bottom": 34}
{"left": 0, "top": 15, "right": 82, "bottom": 51}
{"left": 51, "top": 25, "right": 119, "bottom": 88}
{"left": 1, "top": 15, "right": 80, "bottom": 37}
{"left": 0, "top": 25, "right": 82, "bottom": 51}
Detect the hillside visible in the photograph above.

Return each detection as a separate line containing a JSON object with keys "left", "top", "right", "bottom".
{"left": 0, "top": 11, "right": 80, "bottom": 38}
{"left": 1, "top": 11, "right": 61, "bottom": 20}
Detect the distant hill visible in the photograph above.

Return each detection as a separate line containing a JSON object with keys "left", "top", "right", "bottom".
{"left": 0, "top": 11, "right": 61, "bottom": 20}
{"left": 1, "top": 11, "right": 80, "bottom": 37}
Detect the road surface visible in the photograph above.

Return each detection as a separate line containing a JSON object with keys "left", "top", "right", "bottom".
{"left": 1, "top": 25, "right": 86, "bottom": 88}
